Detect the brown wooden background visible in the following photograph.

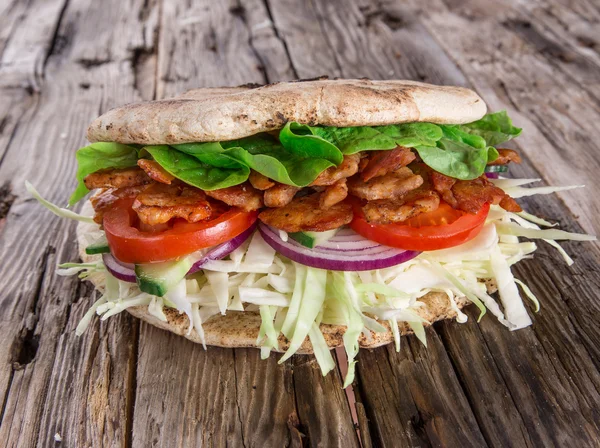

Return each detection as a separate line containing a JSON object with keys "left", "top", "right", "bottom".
{"left": 1, "top": 0, "right": 599, "bottom": 446}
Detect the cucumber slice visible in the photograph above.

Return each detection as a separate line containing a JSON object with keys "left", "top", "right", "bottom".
{"left": 288, "top": 228, "right": 339, "bottom": 249}
{"left": 135, "top": 257, "right": 193, "bottom": 297}
{"left": 484, "top": 165, "right": 509, "bottom": 173}
{"left": 85, "top": 235, "right": 110, "bottom": 255}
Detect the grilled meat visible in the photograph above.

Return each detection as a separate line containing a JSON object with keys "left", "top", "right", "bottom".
{"left": 204, "top": 183, "right": 263, "bottom": 211}
{"left": 360, "top": 146, "right": 416, "bottom": 182}
{"left": 138, "top": 159, "right": 175, "bottom": 184}
{"left": 259, "top": 194, "right": 353, "bottom": 232}
{"left": 84, "top": 167, "right": 151, "bottom": 190}
{"left": 263, "top": 183, "right": 300, "bottom": 208}
{"left": 132, "top": 183, "right": 212, "bottom": 225}
{"left": 348, "top": 167, "right": 423, "bottom": 201}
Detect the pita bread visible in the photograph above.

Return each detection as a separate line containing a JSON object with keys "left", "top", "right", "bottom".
{"left": 87, "top": 78, "right": 486, "bottom": 145}
{"left": 76, "top": 201, "right": 494, "bottom": 353}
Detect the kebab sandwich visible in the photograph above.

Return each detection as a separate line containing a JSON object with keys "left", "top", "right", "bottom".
{"left": 29, "top": 79, "right": 595, "bottom": 385}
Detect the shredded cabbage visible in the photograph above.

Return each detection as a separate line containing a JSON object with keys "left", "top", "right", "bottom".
{"left": 26, "top": 181, "right": 95, "bottom": 223}
{"left": 52, "top": 176, "right": 595, "bottom": 387}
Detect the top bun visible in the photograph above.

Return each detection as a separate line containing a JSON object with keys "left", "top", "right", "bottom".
{"left": 87, "top": 78, "right": 486, "bottom": 145}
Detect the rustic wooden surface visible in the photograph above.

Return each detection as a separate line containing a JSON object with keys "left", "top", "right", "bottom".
{"left": 0, "top": 0, "right": 599, "bottom": 446}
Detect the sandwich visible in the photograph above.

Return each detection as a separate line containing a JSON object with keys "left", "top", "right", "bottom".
{"left": 29, "top": 78, "right": 595, "bottom": 386}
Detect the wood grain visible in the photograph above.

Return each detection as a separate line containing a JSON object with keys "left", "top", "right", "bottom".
{"left": 0, "top": 0, "right": 156, "bottom": 446}
{"left": 0, "top": 0, "right": 599, "bottom": 446}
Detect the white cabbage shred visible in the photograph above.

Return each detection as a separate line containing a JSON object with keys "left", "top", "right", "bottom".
{"left": 49, "top": 179, "right": 595, "bottom": 387}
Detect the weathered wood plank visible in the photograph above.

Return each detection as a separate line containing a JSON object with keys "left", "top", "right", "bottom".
{"left": 292, "top": 356, "right": 360, "bottom": 447}
{"left": 232, "top": 349, "right": 298, "bottom": 447}
{"left": 155, "top": 0, "right": 265, "bottom": 98}
{"left": 357, "top": 331, "right": 489, "bottom": 447}
{"left": 436, "top": 313, "right": 534, "bottom": 448}
{"left": 0, "top": 0, "right": 68, "bottom": 89}
{"left": 0, "top": 0, "right": 159, "bottom": 445}
{"left": 266, "top": 0, "right": 343, "bottom": 78}
{"left": 36, "top": 288, "right": 138, "bottom": 448}
{"left": 133, "top": 325, "right": 244, "bottom": 446}
{"left": 240, "top": 0, "right": 298, "bottom": 81}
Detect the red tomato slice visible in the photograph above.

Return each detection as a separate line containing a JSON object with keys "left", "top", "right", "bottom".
{"left": 103, "top": 200, "right": 258, "bottom": 263}
{"left": 351, "top": 202, "right": 490, "bottom": 251}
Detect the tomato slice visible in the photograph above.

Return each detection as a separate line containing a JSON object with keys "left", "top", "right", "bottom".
{"left": 103, "top": 200, "right": 258, "bottom": 263}
{"left": 350, "top": 202, "right": 490, "bottom": 251}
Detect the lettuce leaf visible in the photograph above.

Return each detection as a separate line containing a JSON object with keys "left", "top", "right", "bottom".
{"left": 69, "top": 112, "right": 521, "bottom": 202}
{"left": 280, "top": 121, "right": 443, "bottom": 155}
{"left": 279, "top": 123, "right": 345, "bottom": 163}
{"left": 176, "top": 135, "right": 336, "bottom": 187}
{"left": 414, "top": 139, "right": 499, "bottom": 180}
{"left": 69, "top": 142, "right": 139, "bottom": 205}
{"left": 282, "top": 120, "right": 498, "bottom": 179}
{"left": 144, "top": 145, "right": 249, "bottom": 190}
{"left": 459, "top": 111, "right": 522, "bottom": 146}
{"left": 375, "top": 123, "right": 443, "bottom": 149}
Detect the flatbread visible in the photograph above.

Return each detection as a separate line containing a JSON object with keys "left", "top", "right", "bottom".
{"left": 87, "top": 78, "right": 486, "bottom": 145}
{"left": 76, "top": 201, "right": 493, "bottom": 353}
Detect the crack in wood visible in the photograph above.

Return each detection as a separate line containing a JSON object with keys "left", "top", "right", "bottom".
{"left": 41, "top": 0, "right": 71, "bottom": 81}
{"left": 262, "top": 0, "right": 300, "bottom": 79}
{"left": 123, "top": 319, "right": 139, "bottom": 448}
{"left": 0, "top": 368, "right": 14, "bottom": 427}
{"left": 0, "top": 183, "right": 16, "bottom": 233}
{"left": 230, "top": 349, "right": 248, "bottom": 448}
{"left": 230, "top": 1, "right": 269, "bottom": 84}
{"left": 10, "top": 245, "right": 54, "bottom": 368}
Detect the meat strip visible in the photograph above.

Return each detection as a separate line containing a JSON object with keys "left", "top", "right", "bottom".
{"left": 263, "top": 183, "right": 299, "bottom": 208}
{"left": 452, "top": 176, "right": 521, "bottom": 213}
{"left": 137, "top": 159, "right": 175, "bottom": 184}
{"left": 488, "top": 148, "right": 522, "bottom": 166}
{"left": 248, "top": 170, "right": 275, "bottom": 190}
{"left": 311, "top": 154, "right": 360, "bottom": 186}
{"left": 348, "top": 167, "right": 423, "bottom": 201}
{"left": 259, "top": 194, "right": 352, "bottom": 232}
{"left": 90, "top": 185, "right": 147, "bottom": 224}
{"left": 204, "top": 183, "right": 263, "bottom": 211}
{"left": 320, "top": 179, "right": 348, "bottom": 209}
{"left": 132, "top": 183, "right": 212, "bottom": 225}
{"left": 363, "top": 189, "right": 440, "bottom": 224}
{"left": 84, "top": 167, "right": 151, "bottom": 190}
{"left": 431, "top": 171, "right": 458, "bottom": 208}
{"left": 361, "top": 146, "right": 416, "bottom": 182}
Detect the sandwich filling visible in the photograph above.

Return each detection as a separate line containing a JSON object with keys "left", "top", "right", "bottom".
{"left": 30, "top": 110, "right": 595, "bottom": 386}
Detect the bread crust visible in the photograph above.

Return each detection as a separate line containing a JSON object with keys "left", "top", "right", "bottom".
{"left": 87, "top": 78, "right": 486, "bottom": 145}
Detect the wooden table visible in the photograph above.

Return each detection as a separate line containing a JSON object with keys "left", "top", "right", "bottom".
{"left": 1, "top": 0, "right": 599, "bottom": 446}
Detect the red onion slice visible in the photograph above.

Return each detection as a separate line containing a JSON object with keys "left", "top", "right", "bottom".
{"left": 187, "top": 222, "right": 257, "bottom": 274}
{"left": 103, "top": 253, "right": 137, "bottom": 283}
{"left": 485, "top": 172, "right": 500, "bottom": 179}
{"left": 102, "top": 223, "right": 257, "bottom": 282}
{"left": 259, "top": 223, "right": 420, "bottom": 271}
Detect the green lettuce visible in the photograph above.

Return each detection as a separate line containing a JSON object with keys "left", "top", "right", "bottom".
{"left": 68, "top": 112, "right": 521, "bottom": 203}
{"left": 69, "top": 142, "right": 139, "bottom": 206}
{"left": 286, "top": 119, "right": 503, "bottom": 180}
{"left": 459, "top": 111, "right": 522, "bottom": 146}
{"left": 175, "top": 135, "right": 336, "bottom": 187}
{"left": 144, "top": 145, "right": 249, "bottom": 190}
{"left": 280, "top": 121, "right": 443, "bottom": 154}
